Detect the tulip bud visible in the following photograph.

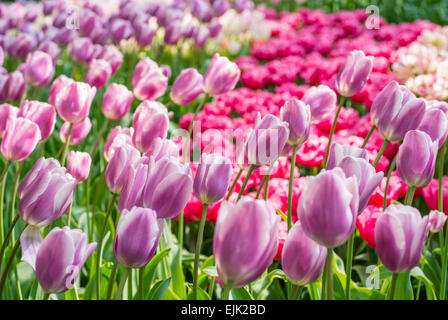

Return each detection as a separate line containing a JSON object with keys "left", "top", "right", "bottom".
{"left": 104, "top": 126, "right": 134, "bottom": 162}
{"left": 144, "top": 137, "right": 179, "bottom": 161}
{"left": 429, "top": 210, "right": 447, "bottom": 233}
{"left": 1, "top": 117, "right": 41, "bottom": 162}
{"left": 301, "top": 85, "right": 337, "bottom": 122}
{"left": 325, "top": 143, "right": 369, "bottom": 170}
{"left": 55, "top": 80, "right": 96, "bottom": 123}
{"left": 208, "top": 18, "right": 222, "bottom": 37}
{"left": 85, "top": 59, "right": 112, "bottom": 89}
{"left": 67, "top": 151, "right": 91, "bottom": 183}
{"left": 48, "top": 75, "right": 73, "bottom": 106}
{"left": 21, "top": 226, "right": 96, "bottom": 293}
{"left": 60, "top": 118, "right": 92, "bottom": 146}
{"left": 335, "top": 50, "right": 373, "bottom": 97}
{"left": 102, "top": 83, "right": 133, "bottom": 120}
{"left": 18, "top": 100, "right": 56, "bottom": 141}
{"left": 213, "top": 197, "right": 280, "bottom": 287}
{"left": 280, "top": 98, "right": 311, "bottom": 146}
{"left": 132, "top": 101, "right": 169, "bottom": 153}
{"left": 397, "top": 130, "right": 437, "bottom": 188}
{"left": 135, "top": 23, "right": 154, "bottom": 47}
{"left": 243, "top": 113, "right": 289, "bottom": 166}
{"left": 194, "top": 153, "right": 233, "bottom": 205}
{"left": 0, "top": 104, "right": 18, "bottom": 138}
{"left": 194, "top": 26, "right": 210, "bottom": 48}
{"left": 142, "top": 156, "right": 193, "bottom": 219}
{"left": 8, "top": 32, "right": 35, "bottom": 59}
{"left": 375, "top": 204, "right": 429, "bottom": 273}
{"left": 372, "top": 81, "right": 426, "bottom": 142}
{"left": 203, "top": 53, "right": 240, "bottom": 97}
{"left": 38, "top": 40, "right": 60, "bottom": 65}
{"left": 118, "top": 156, "right": 150, "bottom": 212}
{"left": 282, "top": 221, "right": 327, "bottom": 286}
{"left": 337, "top": 156, "right": 384, "bottom": 214}
{"left": 18, "top": 157, "right": 76, "bottom": 227}
{"left": 98, "top": 45, "right": 123, "bottom": 74}
{"left": 110, "top": 18, "right": 134, "bottom": 42}
{"left": 106, "top": 144, "right": 140, "bottom": 194}
{"left": 298, "top": 168, "right": 359, "bottom": 248}
{"left": 114, "top": 207, "right": 165, "bottom": 268}
{"left": 170, "top": 68, "right": 204, "bottom": 106}
{"left": 418, "top": 107, "right": 448, "bottom": 149}
{"left": 132, "top": 58, "right": 168, "bottom": 101}
{"left": 164, "top": 20, "right": 183, "bottom": 45}
{"left": 70, "top": 37, "right": 95, "bottom": 64}
{"left": 5, "top": 71, "right": 26, "bottom": 102}
{"left": 23, "top": 51, "right": 54, "bottom": 87}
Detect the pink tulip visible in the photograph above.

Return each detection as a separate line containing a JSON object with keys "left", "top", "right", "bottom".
{"left": 102, "top": 83, "right": 133, "bottom": 120}
{"left": 18, "top": 100, "right": 56, "bottom": 141}
{"left": 67, "top": 151, "right": 92, "bottom": 183}
{"left": 60, "top": 118, "right": 92, "bottom": 146}
{"left": 1, "top": 117, "right": 41, "bottom": 162}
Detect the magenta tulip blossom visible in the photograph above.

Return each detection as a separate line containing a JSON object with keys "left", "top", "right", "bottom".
{"left": 54, "top": 80, "right": 96, "bottom": 124}
{"left": 325, "top": 143, "right": 369, "bottom": 170}
{"left": 102, "top": 83, "right": 133, "bottom": 120}
{"left": 132, "top": 58, "right": 168, "bottom": 101}
{"left": 85, "top": 59, "right": 112, "bottom": 89}
{"left": 428, "top": 210, "right": 447, "bottom": 233}
{"left": 170, "top": 68, "right": 204, "bottom": 106}
{"left": 23, "top": 50, "right": 54, "bottom": 87}
{"left": 418, "top": 106, "right": 448, "bottom": 149}
{"left": 1, "top": 117, "right": 41, "bottom": 162}
{"left": 0, "top": 104, "right": 18, "bottom": 138}
{"left": 67, "top": 151, "right": 92, "bottom": 183}
{"left": 18, "top": 100, "right": 56, "bottom": 142}
{"left": 60, "top": 118, "right": 92, "bottom": 146}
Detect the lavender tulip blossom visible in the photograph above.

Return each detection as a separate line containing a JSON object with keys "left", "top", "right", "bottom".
{"left": 194, "top": 153, "right": 233, "bottom": 205}
{"left": 70, "top": 37, "right": 95, "bottom": 64}
{"left": 67, "top": 151, "right": 91, "bottom": 183}
{"left": 0, "top": 103, "right": 18, "bottom": 138}
{"left": 85, "top": 59, "right": 112, "bottom": 89}
{"left": 20, "top": 226, "right": 96, "bottom": 293}
{"left": 144, "top": 137, "right": 179, "bottom": 161}
{"left": 170, "top": 68, "right": 204, "bottom": 106}
{"left": 48, "top": 75, "right": 73, "bottom": 106}
{"left": 60, "top": 118, "right": 92, "bottom": 146}
{"left": 38, "top": 40, "right": 61, "bottom": 65}
{"left": 118, "top": 156, "right": 151, "bottom": 212}
{"left": 282, "top": 221, "right": 327, "bottom": 286}
{"left": 279, "top": 98, "right": 311, "bottom": 146}
{"left": 1, "top": 117, "right": 41, "bottom": 162}
{"left": 104, "top": 126, "right": 134, "bottom": 162}
{"left": 428, "top": 210, "right": 447, "bottom": 233}
{"left": 298, "top": 168, "right": 359, "bottom": 248}
{"left": 418, "top": 106, "right": 448, "bottom": 149}
{"left": 326, "top": 143, "right": 369, "bottom": 170}
{"left": 375, "top": 204, "right": 429, "bottom": 273}
{"left": 132, "top": 58, "right": 168, "bottom": 101}
{"left": 98, "top": 45, "right": 123, "bottom": 74}
{"left": 18, "top": 157, "right": 76, "bottom": 227}
{"left": 213, "top": 197, "right": 280, "bottom": 288}
{"left": 55, "top": 80, "right": 96, "bottom": 124}
{"left": 203, "top": 53, "right": 240, "bottom": 97}
{"left": 18, "top": 100, "right": 56, "bottom": 142}
{"left": 335, "top": 50, "right": 373, "bottom": 97}
{"left": 101, "top": 83, "right": 133, "bottom": 120}
{"left": 397, "top": 130, "right": 437, "bottom": 188}
{"left": 301, "top": 85, "right": 337, "bottom": 122}
{"left": 106, "top": 144, "right": 140, "bottom": 195}
{"left": 114, "top": 206, "right": 165, "bottom": 268}
{"left": 5, "top": 70, "right": 26, "bottom": 102}
{"left": 23, "top": 50, "right": 54, "bottom": 87}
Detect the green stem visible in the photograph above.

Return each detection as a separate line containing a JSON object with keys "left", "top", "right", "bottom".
{"left": 323, "top": 248, "right": 333, "bottom": 300}
{"left": 60, "top": 123, "right": 73, "bottom": 166}
{"left": 323, "top": 97, "right": 345, "bottom": 167}
{"left": 438, "top": 140, "right": 447, "bottom": 212}
{"left": 226, "top": 169, "right": 243, "bottom": 200}
{"left": 66, "top": 203, "right": 73, "bottom": 227}
{"left": 287, "top": 145, "right": 298, "bottom": 230}
{"left": 192, "top": 203, "right": 209, "bottom": 300}
{"left": 404, "top": 186, "right": 416, "bottom": 206}
{"left": 383, "top": 156, "right": 397, "bottom": 211}
{"left": 0, "top": 161, "right": 10, "bottom": 182}
{"left": 373, "top": 140, "right": 389, "bottom": 168}
{"left": 208, "top": 277, "right": 215, "bottom": 298}
{"left": 221, "top": 282, "right": 232, "bottom": 300}
{"left": 255, "top": 160, "right": 276, "bottom": 199}
{"left": 440, "top": 210, "right": 448, "bottom": 299}
{"left": 236, "top": 165, "right": 255, "bottom": 201}
{"left": 389, "top": 273, "right": 398, "bottom": 300}
{"left": 0, "top": 231, "right": 23, "bottom": 299}
{"left": 9, "top": 162, "right": 23, "bottom": 244}
{"left": 96, "top": 193, "right": 118, "bottom": 300}
{"left": 114, "top": 267, "right": 130, "bottom": 300}
{"left": 0, "top": 171, "right": 7, "bottom": 245}
{"left": 139, "top": 267, "right": 144, "bottom": 300}
{"left": 345, "top": 232, "right": 355, "bottom": 299}
{"left": 0, "top": 215, "right": 19, "bottom": 271}
{"left": 42, "top": 292, "right": 50, "bottom": 300}
{"left": 106, "top": 261, "right": 118, "bottom": 300}
{"left": 183, "top": 95, "right": 208, "bottom": 164}
{"left": 361, "top": 125, "right": 376, "bottom": 148}
{"left": 90, "top": 119, "right": 111, "bottom": 160}
{"left": 416, "top": 233, "right": 432, "bottom": 300}
{"left": 289, "top": 284, "right": 303, "bottom": 300}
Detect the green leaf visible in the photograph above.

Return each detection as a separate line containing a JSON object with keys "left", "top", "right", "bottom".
{"left": 143, "top": 248, "right": 171, "bottom": 298}
{"left": 410, "top": 267, "right": 437, "bottom": 300}
{"left": 394, "top": 272, "right": 413, "bottom": 300}
{"left": 203, "top": 266, "right": 218, "bottom": 277}
{"left": 251, "top": 269, "right": 287, "bottom": 299}
{"left": 230, "top": 287, "right": 254, "bottom": 300}
{"left": 186, "top": 284, "right": 211, "bottom": 300}
{"left": 276, "top": 209, "right": 288, "bottom": 223}
{"left": 307, "top": 281, "right": 321, "bottom": 300}
{"left": 147, "top": 278, "right": 171, "bottom": 300}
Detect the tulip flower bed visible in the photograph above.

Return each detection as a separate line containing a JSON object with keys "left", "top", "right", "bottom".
{"left": 1, "top": 0, "right": 448, "bottom": 302}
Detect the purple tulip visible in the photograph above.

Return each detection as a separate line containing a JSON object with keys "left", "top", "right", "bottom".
{"left": 106, "top": 144, "right": 140, "bottom": 194}
{"left": 301, "top": 85, "right": 337, "bottom": 122}
{"left": 38, "top": 41, "right": 61, "bottom": 65}
{"left": 98, "top": 45, "right": 123, "bottom": 74}
{"left": 160, "top": 65, "right": 171, "bottom": 79}
{"left": 18, "top": 100, "right": 56, "bottom": 142}
{"left": 298, "top": 168, "right": 359, "bottom": 248}
{"left": 418, "top": 106, "right": 448, "bottom": 149}
{"left": 18, "top": 157, "right": 76, "bottom": 227}
{"left": 428, "top": 210, "right": 447, "bottom": 233}
{"left": 397, "top": 130, "right": 437, "bottom": 188}
{"left": 213, "top": 0, "right": 230, "bottom": 16}
{"left": 372, "top": 81, "right": 426, "bottom": 142}
{"left": 70, "top": 37, "right": 95, "bottom": 64}
{"left": 164, "top": 20, "right": 183, "bottom": 45}
{"left": 203, "top": 53, "right": 240, "bottom": 97}
{"left": 48, "top": 75, "right": 73, "bottom": 106}
{"left": 114, "top": 206, "right": 165, "bottom": 268}
{"left": 85, "top": 59, "right": 112, "bottom": 89}
{"left": 0, "top": 103, "right": 18, "bottom": 138}
{"left": 104, "top": 126, "right": 134, "bottom": 162}
{"left": 170, "top": 68, "right": 204, "bottom": 106}
{"left": 132, "top": 101, "right": 169, "bottom": 153}
{"left": 144, "top": 137, "right": 179, "bottom": 161}
{"left": 337, "top": 156, "right": 384, "bottom": 214}
{"left": 54, "top": 80, "right": 96, "bottom": 124}
{"left": 67, "top": 151, "right": 91, "bottom": 183}
{"left": 101, "top": 83, "right": 133, "bottom": 120}
{"left": 132, "top": 58, "right": 168, "bottom": 101}
{"left": 135, "top": 22, "right": 154, "bottom": 47}
{"left": 280, "top": 98, "right": 311, "bottom": 146}
{"left": 142, "top": 156, "right": 193, "bottom": 219}
{"left": 282, "top": 221, "right": 327, "bottom": 286}
{"left": 8, "top": 32, "right": 36, "bottom": 59}
{"left": 194, "top": 26, "right": 211, "bottom": 48}
{"left": 213, "top": 197, "right": 280, "bottom": 288}
{"left": 60, "top": 118, "right": 92, "bottom": 146}
{"left": 208, "top": 18, "right": 222, "bottom": 37}
{"left": 192, "top": 0, "right": 213, "bottom": 22}
{"left": 21, "top": 226, "right": 96, "bottom": 293}
{"left": 375, "top": 204, "right": 429, "bottom": 273}
{"left": 110, "top": 18, "right": 134, "bottom": 42}
{"left": 242, "top": 113, "right": 289, "bottom": 166}
{"left": 1, "top": 117, "right": 40, "bottom": 162}
{"left": 23, "top": 51, "right": 54, "bottom": 87}
{"left": 118, "top": 156, "right": 150, "bottom": 212}
{"left": 194, "top": 153, "right": 233, "bottom": 205}
{"left": 325, "top": 143, "right": 369, "bottom": 170}
{"left": 335, "top": 50, "right": 373, "bottom": 97}
{"left": 5, "top": 70, "right": 26, "bottom": 102}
